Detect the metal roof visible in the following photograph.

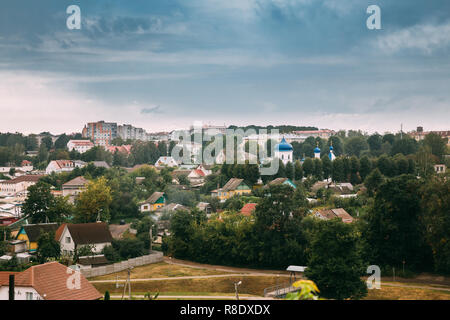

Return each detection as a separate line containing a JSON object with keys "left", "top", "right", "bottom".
{"left": 286, "top": 265, "right": 307, "bottom": 272}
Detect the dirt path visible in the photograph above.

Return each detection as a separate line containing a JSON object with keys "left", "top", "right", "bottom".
{"left": 381, "top": 282, "right": 450, "bottom": 292}
{"left": 164, "top": 257, "right": 291, "bottom": 275}
{"left": 110, "top": 295, "right": 275, "bottom": 300}
{"left": 90, "top": 273, "right": 291, "bottom": 283}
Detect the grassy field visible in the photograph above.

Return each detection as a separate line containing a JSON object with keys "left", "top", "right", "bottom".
{"left": 90, "top": 262, "right": 225, "bottom": 281}
{"left": 93, "top": 277, "right": 450, "bottom": 300}
{"left": 89, "top": 261, "right": 450, "bottom": 300}
{"left": 365, "top": 285, "right": 450, "bottom": 300}
{"left": 92, "top": 276, "right": 280, "bottom": 297}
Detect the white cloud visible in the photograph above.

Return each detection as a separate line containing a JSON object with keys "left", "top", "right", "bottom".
{"left": 376, "top": 22, "right": 450, "bottom": 54}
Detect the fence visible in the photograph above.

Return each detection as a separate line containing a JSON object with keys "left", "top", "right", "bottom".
{"left": 263, "top": 282, "right": 297, "bottom": 298}
{"left": 80, "top": 251, "right": 163, "bottom": 278}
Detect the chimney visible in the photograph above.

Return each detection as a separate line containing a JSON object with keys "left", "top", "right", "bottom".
{"left": 9, "top": 274, "right": 15, "bottom": 301}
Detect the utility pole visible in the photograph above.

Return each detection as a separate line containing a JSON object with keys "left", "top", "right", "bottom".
{"left": 128, "top": 268, "right": 131, "bottom": 299}
{"left": 121, "top": 267, "right": 133, "bottom": 300}
{"left": 149, "top": 224, "right": 153, "bottom": 253}
{"left": 9, "top": 275, "right": 15, "bottom": 301}
{"left": 234, "top": 281, "right": 242, "bottom": 300}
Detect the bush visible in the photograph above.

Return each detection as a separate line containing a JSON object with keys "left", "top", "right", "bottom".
{"left": 104, "top": 238, "right": 146, "bottom": 261}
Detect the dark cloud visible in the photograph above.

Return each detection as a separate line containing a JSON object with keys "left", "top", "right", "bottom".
{"left": 141, "top": 106, "right": 163, "bottom": 114}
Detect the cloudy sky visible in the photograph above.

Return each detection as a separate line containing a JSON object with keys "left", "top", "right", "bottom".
{"left": 0, "top": 0, "right": 449, "bottom": 135}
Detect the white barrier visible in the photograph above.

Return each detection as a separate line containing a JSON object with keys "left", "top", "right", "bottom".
{"left": 81, "top": 252, "right": 163, "bottom": 278}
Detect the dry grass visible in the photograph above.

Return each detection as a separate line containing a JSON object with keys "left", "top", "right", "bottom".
{"left": 92, "top": 276, "right": 281, "bottom": 297}
{"left": 365, "top": 285, "right": 450, "bottom": 300}
{"left": 90, "top": 262, "right": 226, "bottom": 281}
{"left": 90, "top": 262, "right": 450, "bottom": 300}
{"left": 93, "top": 276, "right": 450, "bottom": 300}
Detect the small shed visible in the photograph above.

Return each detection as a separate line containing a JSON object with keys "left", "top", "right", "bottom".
{"left": 16, "top": 252, "right": 32, "bottom": 264}
{"left": 8, "top": 239, "right": 27, "bottom": 254}
{"left": 0, "top": 255, "right": 12, "bottom": 264}
{"left": 286, "top": 265, "right": 307, "bottom": 283}
{"left": 77, "top": 255, "right": 109, "bottom": 268}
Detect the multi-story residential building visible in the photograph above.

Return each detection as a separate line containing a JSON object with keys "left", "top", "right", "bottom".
{"left": 67, "top": 140, "right": 94, "bottom": 153}
{"left": 148, "top": 132, "right": 170, "bottom": 142}
{"left": 291, "top": 129, "right": 336, "bottom": 139}
{"left": 0, "top": 175, "right": 43, "bottom": 196}
{"left": 35, "top": 133, "right": 60, "bottom": 148}
{"left": 82, "top": 121, "right": 118, "bottom": 147}
{"left": 118, "top": 124, "right": 150, "bottom": 141}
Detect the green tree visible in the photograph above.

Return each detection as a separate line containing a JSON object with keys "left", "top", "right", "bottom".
{"left": 41, "top": 136, "right": 53, "bottom": 150}
{"left": 285, "top": 162, "right": 295, "bottom": 181}
{"left": 364, "top": 168, "right": 384, "bottom": 196}
{"left": 37, "top": 143, "right": 49, "bottom": 164}
{"left": 345, "top": 136, "right": 368, "bottom": 157}
{"left": 349, "top": 156, "right": 361, "bottom": 185}
{"left": 321, "top": 156, "right": 332, "bottom": 180}
{"left": 22, "top": 181, "right": 54, "bottom": 223}
{"left": 37, "top": 232, "right": 61, "bottom": 263}
{"left": 54, "top": 134, "right": 70, "bottom": 150}
{"left": 294, "top": 160, "right": 303, "bottom": 181}
{"left": 377, "top": 155, "right": 396, "bottom": 177}
{"left": 303, "top": 158, "right": 314, "bottom": 177}
{"left": 305, "top": 219, "right": 367, "bottom": 300}
{"left": 313, "top": 158, "right": 323, "bottom": 180}
{"left": 359, "top": 156, "right": 372, "bottom": 181}
{"left": 74, "top": 177, "right": 113, "bottom": 223}
{"left": 364, "top": 175, "right": 430, "bottom": 270}
{"left": 423, "top": 133, "right": 446, "bottom": 160}
{"left": 420, "top": 177, "right": 450, "bottom": 273}
{"left": 332, "top": 157, "right": 345, "bottom": 182}
{"left": 391, "top": 137, "right": 418, "bottom": 156}
{"left": 367, "top": 134, "right": 382, "bottom": 155}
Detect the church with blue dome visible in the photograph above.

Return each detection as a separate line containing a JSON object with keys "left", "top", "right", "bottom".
{"left": 275, "top": 137, "right": 293, "bottom": 165}
{"left": 329, "top": 143, "right": 336, "bottom": 161}
{"left": 314, "top": 142, "right": 335, "bottom": 161}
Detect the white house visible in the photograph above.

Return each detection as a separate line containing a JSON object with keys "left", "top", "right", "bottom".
{"left": 62, "top": 176, "right": 89, "bottom": 203}
{"left": 155, "top": 156, "right": 178, "bottom": 168}
{"left": 434, "top": 164, "right": 446, "bottom": 174}
{"left": 67, "top": 140, "right": 94, "bottom": 154}
{"left": 46, "top": 160, "right": 86, "bottom": 175}
{"left": 0, "top": 262, "right": 101, "bottom": 300}
{"left": 0, "top": 175, "right": 43, "bottom": 196}
{"left": 57, "top": 223, "right": 113, "bottom": 256}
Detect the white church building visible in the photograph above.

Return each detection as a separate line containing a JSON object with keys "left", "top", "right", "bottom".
{"left": 274, "top": 138, "right": 293, "bottom": 165}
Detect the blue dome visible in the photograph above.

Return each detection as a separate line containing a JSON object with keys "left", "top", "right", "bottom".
{"left": 329, "top": 145, "right": 334, "bottom": 151}
{"left": 276, "top": 138, "right": 293, "bottom": 151}
{"left": 314, "top": 147, "right": 321, "bottom": 153}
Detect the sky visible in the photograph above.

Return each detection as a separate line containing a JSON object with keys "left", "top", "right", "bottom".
{"left": 0, "top": 0, "right": 449, "bottom": 135}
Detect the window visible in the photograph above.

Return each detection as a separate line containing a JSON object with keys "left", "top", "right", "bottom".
{"left": 26, "top": 292, "right": 33, "bottom": 300}
{"left": 65, "top": 237, "right": 71, "bottom": 244}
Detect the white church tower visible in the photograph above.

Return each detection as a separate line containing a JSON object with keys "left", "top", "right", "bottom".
{"left": 314, "top": 143, "right": 321, "bottom": 159}
{"left": 328, "top": 142, "right": 336, "bottom": 161}
{"left": 275, "top": 137, "right": 293, "bottom": 165}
